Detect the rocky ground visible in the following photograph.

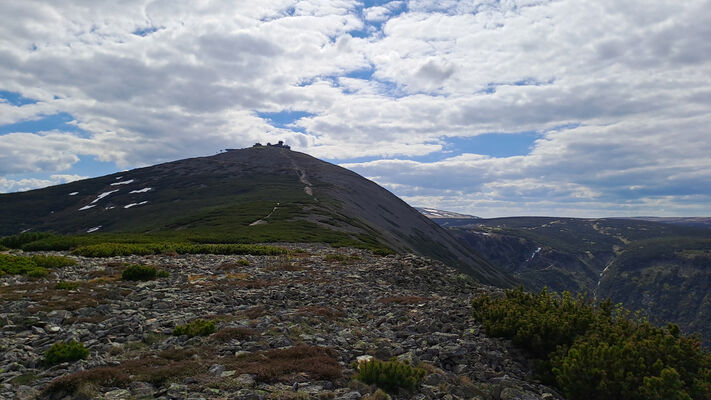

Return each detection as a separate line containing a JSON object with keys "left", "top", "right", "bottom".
{"left": 1, "top": 245, "right": 564, "bottom": 400}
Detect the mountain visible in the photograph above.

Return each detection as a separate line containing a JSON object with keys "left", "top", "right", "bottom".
{"left": 420, "top": 213, "right": 711, "bottom": 346}
{"left": 0, "top": 146, "right": 515, "bottom": 287}
{"left": 414, "top": 207, "right": 481, "bottom": 227}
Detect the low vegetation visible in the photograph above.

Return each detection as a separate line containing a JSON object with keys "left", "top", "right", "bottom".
{"left": 227, "top": 345, "right": 341, "bottom": 382}
{"left": 55, "top": 281, "right": 81, "bottom": 290}
{"left": 355, "top": 358, "right": 426, "bottom": 393}
{"left": 172, "top": 319, "right": 216, "bottom": 337}
{"left": 211, "top": 327, "right": 257, "bottom": 342}
{"left": 0, "top": 254, "right": 75, "bottom": 277}
{"left": 472, "top": 287, "right": 711, "bottom": 400}
{"left": 44, "top": 340, "right": 90, "bottom": 365}
{"left": 121, "top": 264, "right": 161, "bottom": 281}
{"left": 72, "top": 242, "right": 288, "bottom": 257}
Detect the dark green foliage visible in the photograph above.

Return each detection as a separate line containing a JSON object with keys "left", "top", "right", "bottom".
{"left": 173, "top": 319, "right": 216, "bottom": 337}
{"left": 472, "top": 287, "right": 609, "bottom": 359}
{"left": 30, "top": 254, "right": 76, "bottom": 268}
{"left": 72, "top": 242, "right": 288, "bottom": 257}
{"left": 0, "top": 232, "right": 55, "bottom": 249}
{"left": 0, "top": 254, "right": 48, "bottom": 277}
{"left": 121, "top": 264, "right": 158, "bottom": 281}
{"left": 55, "top": 281, "right": 81, "bottom": 290}
{"left": 355, "top": 358, "right": 426, "bottom": 393}
{"left": 44, "top": 340, "right": 90, "bottom": 365}
{"left": 472, "top": 288, "right": 711, "bottom": 400}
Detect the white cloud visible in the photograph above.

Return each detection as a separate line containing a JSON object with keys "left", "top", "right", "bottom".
{"left": 0, "top": 0, "right": 709, "bottom": 215}
{"left": 0, "top": 174, "right": 86, "bottom": 193}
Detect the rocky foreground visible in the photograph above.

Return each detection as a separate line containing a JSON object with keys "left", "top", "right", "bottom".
{"left": 1, "top": 245, "right": 563, "bottom": 399}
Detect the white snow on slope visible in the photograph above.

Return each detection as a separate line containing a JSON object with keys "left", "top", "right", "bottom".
{"left": 79, "top": 204, "right": 96, "bottom": 211}
{"left": 111, "top": 179, "right": 134, "bottom": 186}
{"left": 129, "top": 187, "right": 151, "bottom": 193}
{"left": 91, "top": 189, "right": 119, "bottom": 203}
{"left": 69, "top": 192, "right": 78, "bottom": 196}
{"left": 87, "top": 226, "right": 101, "bottom": 233}
{"left": 530, "top": 247, "right": 542, "bottom": 260}
{"left": 124, "top": 201, "right": 148, "bottom": 209}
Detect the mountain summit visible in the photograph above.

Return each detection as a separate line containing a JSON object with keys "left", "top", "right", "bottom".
{"left": 0, "top": 146, "right": 515, "bottom": 287}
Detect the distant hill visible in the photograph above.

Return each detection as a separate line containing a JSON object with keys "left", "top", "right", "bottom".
{"left": 0, "top": 147, "right": 515, "bottom": 287}
{"left": 621, "top": 216, "right": 711, "bottom": 229}
{"left": 422, "top": 212, "right": 711, "bottom": 346}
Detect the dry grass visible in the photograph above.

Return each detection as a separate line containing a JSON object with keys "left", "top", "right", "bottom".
{"left": 43, "top": 367, "right": 130, "bottom": 397}
{"left": 298, "top": 306, "right": 346, "bottom": 320}
{"left": 212, "top": 327, "right": 258, "bottom": 342}
{"left": 378, "top": 296, "right": 431, "bottom": 305}
{"left": 226, "top": 345, "right": 342, "bottom": 383}
{"left": 243, "top": 305, "right": 267, "bottom": 319}
{"left": 265, "top": 263, "right": 306, "bottom": 272}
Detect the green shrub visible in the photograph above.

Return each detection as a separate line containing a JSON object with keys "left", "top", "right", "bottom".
{"left": 21, "top": 235, "right": 84, "bottom": 251}
{"left": 0, "top": 232, "right": 55, "bottom": 249}
{"left": 355, "top": 358, "right": 426, "bottom": 393}
{"left": 72, "top": 242, "right": 288, "bottom": 257}
{"left": 55, "top": 281, "right": 81, "bottom": 290}
{"left": 44, "top": 340, "right": 90, "bottom": 365}
{"left": 31, "top": 255, "right": 76, "bottom": 268}
{"left": 472, "top": 287, "right": 608, "bottom": 359}
{"left": 173, "top": 319, "right": 216, "bottom": 337}
{"left": 121, "top": 264, "right": 158, "bottom": 281}
{"left": 472, "top": 288, "right": 711, "bottom": 400}
{"left": 0, "top": 254, "right": 49, "bottom": 277}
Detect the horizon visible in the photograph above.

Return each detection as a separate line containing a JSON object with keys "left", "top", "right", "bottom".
{"left": 1, "top": 1, "right": 710, "bottom": 218}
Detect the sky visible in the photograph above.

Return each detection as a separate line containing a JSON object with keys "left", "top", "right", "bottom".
{"left": 0, "top": 0, "right": 710, "bottom": 218}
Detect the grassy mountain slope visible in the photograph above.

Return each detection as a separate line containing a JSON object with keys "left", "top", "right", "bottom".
{"left": 0, "top": 147, "right": 515, "bottom": 287}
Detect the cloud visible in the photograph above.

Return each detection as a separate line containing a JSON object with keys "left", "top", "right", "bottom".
{"left": 0, "top": 174, "right": 86, "bottom": 193}
{"left": 0, "top": 0, "right": 709, "bottom": 215}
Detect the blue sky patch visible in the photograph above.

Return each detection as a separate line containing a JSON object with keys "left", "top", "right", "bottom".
{"left": 258, "top": 110, "right": 315, "bottom": 133}
{"left": 445, "top": 132, "right": 540, "bottom": 158}
{"left": 0, "top": 112, "right": 89, "bottom": 136}
{"left": 0, "top": 90, "right": 38, "bottom": 106}
{"left": 132, "top": 26, "right": 159, "bottom": 37}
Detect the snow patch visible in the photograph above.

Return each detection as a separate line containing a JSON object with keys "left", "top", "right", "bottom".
{"left": 87, "top": 226, "right": 102, "bottom": 233}
{"left": 91, "top": 189, "right": 119, "bottom": 204}
{"left": 129, "top": 187, "right": 151, "bottom": 194}
{"left": 123, "top": 201, "right": 148, "bottom": 209}
{"left": 79, "top": 204, "right": 96, "bottom": 211}
{"left": 530, "top": 247, "right": 542, "bottom": 260}
{"left": 115, "top": 176, "right": 123, "bottom": 180}
{"left": 111, "top": 179, "right": 134, "bottom": 186}
{"left": 69, "top": 192, "right": 78, "bottom": 196}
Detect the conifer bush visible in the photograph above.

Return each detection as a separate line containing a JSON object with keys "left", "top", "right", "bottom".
{"left": 44, "top": 340, "right": 90, "bottom": 365}
{"left": 472, "top": 287, "right": 711, "bottom": 400}
{"left": 172, "top": 319, "right": 216, "bottom": 337}
{"left": 121, "top": 264, "right": 158, "bottom": 281}
{"left": 355, "top": 358, "right": 426, "bottom": 393}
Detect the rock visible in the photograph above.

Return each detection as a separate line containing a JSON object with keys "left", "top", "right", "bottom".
{"left": 104, "top": 388, "right": 131, "bottom": 400}
{"left": 335, "top": 391, "right": 361, "bottom": 400}
{"left": 15, "top": 385, "right": 39, "bottom": 400}
{"left": 209, "top": 364, "right": 225, "bottom": 376}
{"left": 129, "top": 381, "right": 155, "bottom": 398}
{"left": 234, "top": 373, "right": 256, "bottom": 388}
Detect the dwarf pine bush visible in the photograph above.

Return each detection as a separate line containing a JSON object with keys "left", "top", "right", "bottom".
{"left": 44, "top": 340, "right": 90, "bottom": 365}
{"left": 472, "top": 287, "right": 711, "bottom": 400}
{"left": 121, "top": 264, "right": 158, "bottom": 281}
{"left": 173, "top": 319, "right": 216, "bottom": 337}
{"left": 355, "top": 358, "right": 426, "bottom": 393}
